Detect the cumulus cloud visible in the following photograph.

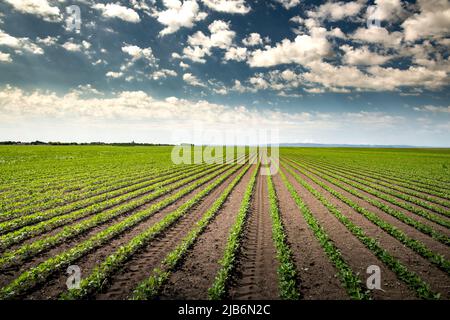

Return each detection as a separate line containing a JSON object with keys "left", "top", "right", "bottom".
{"left": 122, "top": 44, "right": 157, "bottom": 65}
{"left": 242, "top": 33, "right": 263, "bottom": 46}
{"left": 402, "top": 0, "right": 450, "bottom": 41}
{"left": 341, "top": 45, "right": 393, "bottom": 65}
{"left": 247, "top": 33, "right": 331, "bottom": 67}
{"left": 414, "top": 105, "right": 450, "bottom": 113}
{"left": 201, "top": 0, "right": 250, "bottom": 14}
{"left": 307, "top": 0, "right": 366, "bottom": 21}
{"left": 4, "top": 0, "right": 61, "bottom": 22}
{"left": 0, "top": 52, "right": 12, "bottom": 63}
{"left": 93, "top": 3, "right": 141, "bottom": 23}
{"left": 366, "top": 0, "right": 406, "bottom": 22}
{"left": 273, "top": 0, "right": 300, "bottom": 10}
{"left": 183, "top": 73, "right": 206, "bottom": 87}
{"left": 62, "top": 40, "right": 91, "bottom": 52}
{"left": 152, "top": 0, "right": 207, "bottom": 36}
{"left": 224, "top": 47, "right": 248, "bottom": 62}
{"left": 0, "top": 29, "right": 44, "bottom": 55}
{"left": 151, "top": 69, "right": 178, "bottom": 80}
{"left": 0, "top": 85, "right": 419, "bottom": 147}
{"left": 351, "top": 27, "right": 403, "bottom": 48}
{"left": 301, "top": 60, "right": 448, "bottom": 91}
{"left": 183, "top": 20, "right": 236, "bottom": 63}
{"left": 106, "top": 71, "right": 124, "bottom": 78}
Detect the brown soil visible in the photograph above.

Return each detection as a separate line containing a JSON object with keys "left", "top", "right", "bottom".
{"left": 272, "top": 172, "right": 348, "bottom": 300}
{"left": 228, "top": 168, "right": 280, "bottom": 300}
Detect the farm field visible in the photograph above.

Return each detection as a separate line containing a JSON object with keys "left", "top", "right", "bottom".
{"left": 0, "top": 146, "right": 449, "bottom": 300}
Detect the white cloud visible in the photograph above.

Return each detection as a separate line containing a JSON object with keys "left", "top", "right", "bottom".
{"left": 122, "top": 44, "right": 157, "bottom": 65}
{"left": 201, "top": 0, "right": 250, "bottom": 14}
{"left": 351, "top": 27, "right": 403, "bottom": 48}
{"left": 152, "top": 0, "right": 207, "bottom": 36}
{"left": 301, "top": 60, "right": 448, "bottom": 91}
{"left": 183, "top": 20, "right": 236, "bottom": 63}
{"left": 0, "top": 52, "right": 12, "bottom": 63}
{"left": 93, "top": 3, "right": 141, "bottom": 23}
{"left": 183, "top": 73, "right": 206, "bottom": 87}
{"left": 4, "top": 0, "right": 61, "bottom": 22}
{"left": 151, "top": 69, "right": 178, "bottom": 80}
{"left": 179, "top": 61, "right": 190, "bottom": 69}
{"left": 106, "top": 71, "right": 124, "bottom": 78}
{"left": 414, "top": 105, "right": 450, "bottom": 113}
{"left": 36, "top": 36, "right": 59, "bottom": 46}
{"left": 365, "top": 0, "right": 406, "bottom": 23}
{"left": 402, "top": 0, "right": 450, "bottom": 41}
{"left": 308, "top": 1, "right": 366, "bottom": 21}
{"left": 273, "top": 0, "right": 300, "bottom": 10}
{"left": 224, "top": 47, "right": 247, "bottom": 62}
{"left": 0, "top": 86, "right": 414, "bottom": 145}
{"left": 242, "top": 33, "right": 263, "bottom": 46}
{"left": 0, "top": 29, "right": 44, "bottom": 55}
{"left": 341, "top": 45, "right": 393, "bottom": 65}
{"left": 62, "top": 40, "right": 91, "bottom": 52}
{"left": 248, "top": 33, "right": 331, "bottom": 67}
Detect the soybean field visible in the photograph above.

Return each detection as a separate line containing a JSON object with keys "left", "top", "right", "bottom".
{"left": 0, "top": 146, "right": 449, "bottom": 300}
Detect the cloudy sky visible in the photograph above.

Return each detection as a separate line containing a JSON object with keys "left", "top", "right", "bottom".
{"left": 0, "top": 0, "right": 449, "bottom": 146}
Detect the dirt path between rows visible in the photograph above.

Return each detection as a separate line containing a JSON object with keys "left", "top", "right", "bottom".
{"left": 158, "top": 165, "right": 257, "bottom": 299}
{"left": 228, "top": 168, "right": 279, "bottom": 300}
{"left": 272, "top": 172, "right": 348, "bottom": 299}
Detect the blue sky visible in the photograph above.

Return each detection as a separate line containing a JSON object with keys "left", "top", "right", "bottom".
{"left": 0, "top": 0, "right": 449, "bottom": 146}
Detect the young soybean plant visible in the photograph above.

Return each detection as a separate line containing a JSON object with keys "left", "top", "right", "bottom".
{"left": 266, "top": 166, "right": 300, "bottom": 300}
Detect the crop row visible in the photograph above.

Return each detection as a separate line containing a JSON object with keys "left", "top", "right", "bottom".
{"left": 299, "top": 159, "right": 449, "bottom": 217}
{"left": 129, "top": 165, "right": 251, "bottom": 300}
{"left": 207, "top": 163, "right": 260, "bottom": 299}
{"left": 0, "top": 164, "right": 233, "bottom": 269}
{"left": 292, "top": 154, "right": 450, "bottom": 194}
{"left": 281, "top": 161, "right": 439, "bottom": 299}
{"left": 287, "top": 159, "right": 450, "bottom": 245}
{"left": 266, "top": 167, "right": 300, "bottom": 299}
{"left": 0, "top": 163, "right": 216, "bottom": 232}
{"left": 285, "top": 160, "right": 450, "bottom": 274}
{"left": 0, "top": 165, "right": 183, "bottom": 214}
{"left": 278, "top": 164, "right": 369, "bottom": 300}
{"left": 290, "top": 159, "right": 450, "bottom": 230}
{"left": 297, "top": 157, "right": 450, "bottom": 206}
{"left": 0, "top": 163, "right": 242, "bottom": 299}
{"left": 0, "top": 164, "right": 202, "bottom": 220}
{"left": 61, "top": 164, "right": 249, "bottom": 299}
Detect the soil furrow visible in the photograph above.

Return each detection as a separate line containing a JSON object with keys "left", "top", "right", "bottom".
{"left": 272, "top": 172, "right": 348, "bottom": 300}
{"left": 228, "top": 167, "right": 279, "bottom": 300}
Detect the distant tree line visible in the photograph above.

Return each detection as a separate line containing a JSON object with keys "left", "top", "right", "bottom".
{"left": 0, "top": 141, "right": 174, "bottom": 146}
